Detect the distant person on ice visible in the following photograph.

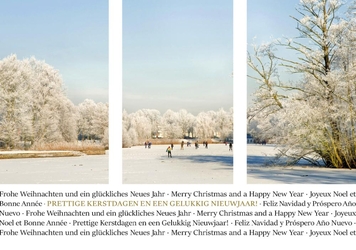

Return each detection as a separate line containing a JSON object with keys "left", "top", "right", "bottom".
{"left": 166, "top": 146, "right": 172, "bottom": 158}
{"left": 181, "top": 141, "right": 184, "bottom": 150}
{"left": 229, "top": 142, "right": 232, "bottom": 151}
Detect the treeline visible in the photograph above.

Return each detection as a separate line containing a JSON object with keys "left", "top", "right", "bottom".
{"left": 123, "top": 108, "right": 233, "bottom": 148}
{"left": 0, "top": 55, "right": 108, "bottom": 149}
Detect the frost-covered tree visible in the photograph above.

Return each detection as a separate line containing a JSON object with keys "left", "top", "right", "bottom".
{"left": 176, "top": 109, "right": 195, "bottom": 138}
{"left": 28, "top": 57, "right": 77, "bottom": 144}
{"left": 58, "top": 99, "right": 78, "bottom": 143}
{"left": 195, "top": 111, "right": 215, "bottom": 140}
{"left": 130, "top": 110, "right": 152, "bottom": 141}
{"left": 122, "top": 110, "right": 133, "bottom": 147}
{"left": 140, "top": 109, "right": 161, "bottom": 138}
{"left": 0, "top": 55, "right": 79, "bottom": 148}
{"left": 77, "top": 99, "right": 97, "bottom": 140}
{"left": 247, "top": 42, "right": 286, "bottom": 121}
{"left": 0, "top": 55, "right": 32, "bottom": 148}
{"left": 248, "top": 0, "right": 356, "bottom": 168}
{"left": 77, "top": 99, "right": 109, "bottom": 143}
{"left": 228, "top": 107, "right": 234, "bottom": 139}
{"left": 0, "top": 55, "right": 109, "bottom": 149}
{"left": 215, "top": 108, "right": 233, "bottom": 140}
{"left": 161, "top": 110, "right": 180, "bottom": 139}
{"left": 122, "top": 109, "right": 149, "bottom": 147}
{"left": 92, "top": 102, "right": 109, "bottom": 141}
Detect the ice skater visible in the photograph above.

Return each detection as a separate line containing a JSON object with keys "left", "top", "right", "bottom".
{"left": 229, "top": 142, "right": 232, "bottom": 151}
{"left": 166, "top": 146, "right": 172, "bottom": 158}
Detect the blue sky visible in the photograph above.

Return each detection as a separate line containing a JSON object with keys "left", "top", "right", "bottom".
{"left": 123, "top": 0, "right": 233, "bottom": 115}
{"left": 0, "top": 0, "right": 108, "bottom": 105}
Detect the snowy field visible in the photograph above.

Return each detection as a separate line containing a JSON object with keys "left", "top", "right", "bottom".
{"left": 0, "top": 155, "right": 108, "bottom": 184}
{"left": 122, "top": 144, "right": 233, "bottom": 184}
{"left": 247, "top": 144, "right": 356, "bottom": 184}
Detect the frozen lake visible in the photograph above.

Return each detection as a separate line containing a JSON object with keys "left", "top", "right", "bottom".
{"left": 122, "top": 144, "right": 233, "bottom": 184}
{"left": 247, "top": 144, "right": 356, "bottom": 184}
{"left": 0, "top": 155, "right": 108, "bottom": 184}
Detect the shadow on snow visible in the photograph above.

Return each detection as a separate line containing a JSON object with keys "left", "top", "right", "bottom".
{"left": 247, "top": 155, "right": 278, "bottom": 166}
{"left": 247, "top": 155, "right": 356, "bottom": 184}
{"left": 248, "top": 167, "right": 356, "bottom": 184}
{"left": 161, "top": 155, "right": 233, "bottom": 168}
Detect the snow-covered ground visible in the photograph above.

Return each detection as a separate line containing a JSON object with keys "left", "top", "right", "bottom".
{"left": 247, "top": 144, "right": 356, "bottom": 184}
{"left": 122, "top": 144, "right": 233, "bottom": 184}
{"left": 0, "top": 155, "right": 108, "bottom": 184}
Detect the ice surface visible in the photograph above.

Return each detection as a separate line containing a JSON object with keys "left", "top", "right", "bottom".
{"left": 247, "top": 144, "right": 356, "bottom": 184}
{"left": 123, "top": 144, "right": 233, "bottom": 184}
{"left": 0, "top": 155, "right": 108, "bottom": 184}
